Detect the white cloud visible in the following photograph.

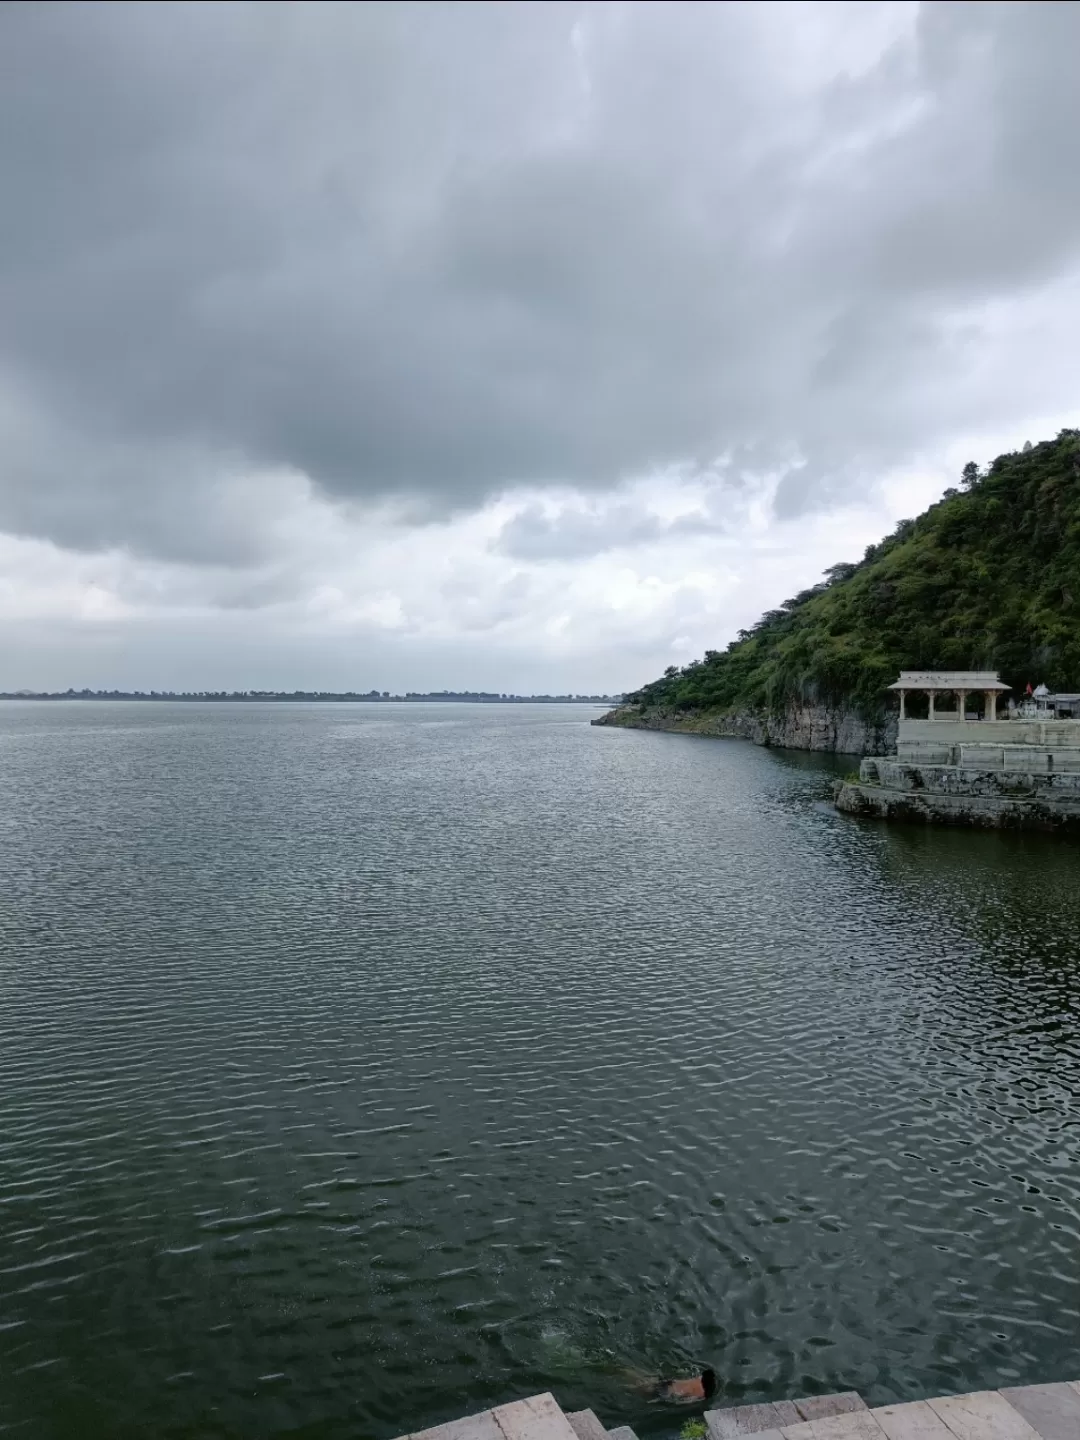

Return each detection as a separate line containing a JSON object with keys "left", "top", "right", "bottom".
{"left": 8, "top": 407, "right": 1079, "bottom": 693}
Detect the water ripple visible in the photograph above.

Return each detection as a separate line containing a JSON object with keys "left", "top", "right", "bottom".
{"left": 1, "top": 704, "right": 1079, "bottom": 1438}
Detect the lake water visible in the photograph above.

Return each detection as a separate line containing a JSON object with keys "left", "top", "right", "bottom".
{"left": 1, "top": 702, "right": 1079, "bottom": 1440}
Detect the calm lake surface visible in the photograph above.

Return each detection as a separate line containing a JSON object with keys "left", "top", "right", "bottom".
{"left": 2, "top": 702, "right": 1079, "bottom": 1440}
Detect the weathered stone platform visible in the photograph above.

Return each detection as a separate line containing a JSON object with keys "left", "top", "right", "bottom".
{"left": 395, "top": 1380, "right": 1080, "bottom": 1440}
{"left": 835, "top": 756, "right": 1080, "bottom": 832}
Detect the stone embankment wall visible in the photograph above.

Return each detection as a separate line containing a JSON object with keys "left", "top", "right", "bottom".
{"left": 835, "top": 756, "right": 1080, "bottom": 832}
{"left": 592, "top": 703, "right": 896, "bottom": 756}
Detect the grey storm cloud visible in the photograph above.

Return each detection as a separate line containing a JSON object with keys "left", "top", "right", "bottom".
{"left": 496, "top": 500, "right": 725, "bottom": 561}
{"left": 2, "top": 0, "right": 1080, "bottom": 562}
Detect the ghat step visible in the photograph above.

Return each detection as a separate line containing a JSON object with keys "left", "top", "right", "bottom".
{"left": 408, "top": 1394, "right": 581, "bottom": 1440}
{"left": 706, "top": 1392, "right": 865, "bottom": 1437}
{"left": 396, "top": 1382, "right": 1080, "bottom": 1440}
{"left": 565, "top": 1412, "right": 609, "bottom": 1440}
{"left": 704, "top": 1382, "right": 1080, "bottom": 1440}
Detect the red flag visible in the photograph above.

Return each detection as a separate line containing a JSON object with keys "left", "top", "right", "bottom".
{"left": 1026, "top": 683, "right": 1033, "bottom": 695}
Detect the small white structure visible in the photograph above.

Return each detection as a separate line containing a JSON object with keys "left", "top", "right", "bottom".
{"left": 1014, "top": 683, "right": 1053, "bottom": 718}
{"left": 1024, "top": 685, "right": 1080, "bottom": 719}
{"left": 887, "top": 670, "right": 1011, "bottom": 721}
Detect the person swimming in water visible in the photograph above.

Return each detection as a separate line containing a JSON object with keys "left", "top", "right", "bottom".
{"left": 627, "top": 1367, "right": 717, "bottom": 1403}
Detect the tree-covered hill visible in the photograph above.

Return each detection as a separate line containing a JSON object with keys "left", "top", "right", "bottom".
{"left": 627, "top": 429, "right": 1080, "bottom": 720}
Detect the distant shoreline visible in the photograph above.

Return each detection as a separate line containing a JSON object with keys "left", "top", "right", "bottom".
{"left": 0, "top": 690, "right": 621, "bottom": 704}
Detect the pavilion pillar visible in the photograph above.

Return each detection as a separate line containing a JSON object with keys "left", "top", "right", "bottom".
{"left": 986, "top": 691, "right": 997, "bottom": 721}
{"left": 898, "top": 690, "right": 907, "bottom": 719}
{"left": 957, "top": 689, "right": 968, "bottom": 721}
{"left": 928, "top": 690, "right": 936, "bottom": 720}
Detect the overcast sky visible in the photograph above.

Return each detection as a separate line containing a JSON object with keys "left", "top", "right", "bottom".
{"left": 2, "top": 1, "right": 1079, "bottom": 693}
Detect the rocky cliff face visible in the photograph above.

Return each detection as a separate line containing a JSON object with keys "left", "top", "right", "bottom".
{"left": 592, "top": 701, "right": 896, "bottom": 756}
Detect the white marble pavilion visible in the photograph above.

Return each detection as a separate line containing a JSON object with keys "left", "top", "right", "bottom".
{"left": 887, "top": 670, "right": 1010, "bottom": 721}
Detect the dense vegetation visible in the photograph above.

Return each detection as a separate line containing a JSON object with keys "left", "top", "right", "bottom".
{"left": 628, "top": 430, "right": 1080, "bottom": 720}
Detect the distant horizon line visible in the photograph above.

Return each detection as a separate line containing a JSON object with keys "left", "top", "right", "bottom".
{"left": 0, "top": 687, "right": 624, "bottom": 704}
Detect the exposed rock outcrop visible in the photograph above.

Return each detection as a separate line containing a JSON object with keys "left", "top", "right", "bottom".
{"left": 591, "top": 702, "right": 895, "bottom": 756}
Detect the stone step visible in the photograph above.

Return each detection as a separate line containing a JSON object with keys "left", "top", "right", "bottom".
{"left": 860, "top": 1386, "right": 1076, "bottom": 1440}
{"left": 410, "top": 1409, "right": 504, "bottom": 1440}
{"left": 795, "top": 1397, "right": 868, "bottom": 1424}
{"left": 565, "top": 1411, "right": 608, "bottom": 1440}
{"left": 925, "top": 1392, "right": 1040, "bottom": 1440}
{"left": 403, "top": 1393, "right": 581, "bottom": 1440}
{"left": 871, "top": 1401, "right": 955, "bottom": 1440}
{"left": 707, "top": 1402, "right": 801, "bottom": 1437}
{"left": 999, "top": 1383, "right": 1080, "bottom": 1440}
{"left": 707, "top": 1394, "right": 866, "bottom": 1438}
{"left": 493, "top": 1395, "right": 584, "bottom": 1440}
{"left": 403, "top": 1379, "right": 1080, "bottom": 1440}
{"left": 783, "top": 1412, "right": 884, "bottom": 1440}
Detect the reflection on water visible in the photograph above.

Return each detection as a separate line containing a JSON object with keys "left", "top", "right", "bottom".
{"left": 1, "top": 704, "right": 1078, "bottom": 1440}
